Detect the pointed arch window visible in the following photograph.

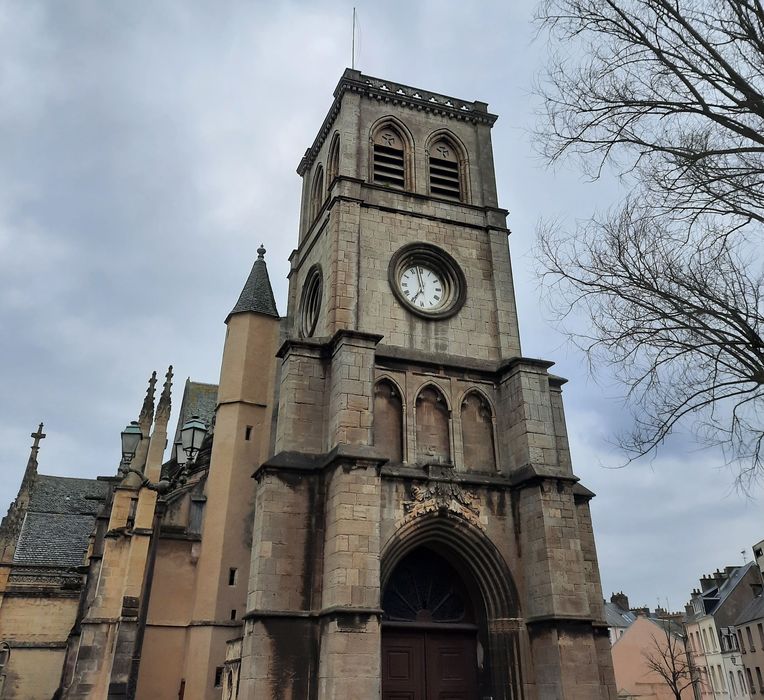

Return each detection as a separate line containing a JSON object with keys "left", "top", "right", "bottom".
{"left": 428, "top": 137, "right": 462, "bottom": 201}
{"left": 327, "top": 134, "right": 340, "bottom": 194}
{"left": 310, "top": 165, "right": 324, "bottom": 222}
{"left": 461, "top": 392, "right": 496, "bottom": 472}
{"left": 372, "top": 126, "right": 406, "bottom": 189}
{"left": 415, "top": 385, "right": 451, "bottom": 464}
{"left": 374, "top": 380, "right": 403, "bottom": 463}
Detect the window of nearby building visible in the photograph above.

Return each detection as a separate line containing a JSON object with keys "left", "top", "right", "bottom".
{"left": 228, "top": 568, "right": 237, "bottom": 586}
{"left": 710, "top": 665, "right": 718, "bottom": 691}
{"left": 759, "top": 622, "right": 764, "bottom": 648}
{"left": 746, "top": 667, "right": 754, "bottom": 695}
{"left": 214, "top": 667, "right": 223, "bottom": 687}
{"left": 739, "top": 669, "right": 747, "bottom": 695}
{"left": 740, "top": 630, "right": 748, "bottom": 653}
{"left": 703, "top": 628, "right": 711, "bottom": 651}
{"left": 748, "top": 625, "right": 756, "bottom": 651}
{"left": 757, "top": 666, "right": 764, "bottom": 692}
{"left": 729, "top": 670, "right": 736, "bottom": 695}
{"left": 718, "top": 665, "right": 726, "bottom": 691}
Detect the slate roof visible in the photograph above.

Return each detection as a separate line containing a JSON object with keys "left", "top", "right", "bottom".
{"left": 228, "top": 247, "right": 279, "bottom": 320}
{"left": 172, "top": 380, "right": 219, "bottom": 447}
{"left": 686, "top": 562, "right": 757, "bottom": 623}
{"left": 734, "top": 593, "right": 764, "bottom": 626}
{"left": 14, "top": 512, "right": 97, "bottom": 567}
{"left": 13, "top": 475, "right": 109, "bottom": 568}
{"left": 28, "top": 475, "right": 108, "bottom": 515}
{"left": 604, "top": 601, "right": 636, "bottom": 629}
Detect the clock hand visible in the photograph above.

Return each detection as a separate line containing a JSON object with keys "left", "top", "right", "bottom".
{"left": 415, "top": 266, "right": 425, "bottom": 292}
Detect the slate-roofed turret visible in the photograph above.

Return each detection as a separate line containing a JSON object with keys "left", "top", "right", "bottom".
{"left": 227, "top": 244, "right": 278, "bottom": 320}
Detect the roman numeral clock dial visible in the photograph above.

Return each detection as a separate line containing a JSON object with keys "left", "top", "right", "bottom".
{"left": 389, "top": 243, "right": 467, "bottom": 320}
{"left": 400, "top": 265, "right": 444, "bottom": 310}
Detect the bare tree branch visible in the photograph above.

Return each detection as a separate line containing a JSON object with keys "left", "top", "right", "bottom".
{"left": 535, "top": 0, "right": 764, "bottom": 483}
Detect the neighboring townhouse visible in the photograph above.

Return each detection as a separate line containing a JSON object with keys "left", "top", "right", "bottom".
{"left": 612, "top": 614, "right": 695, "bottom": 699}
{"left": 685, "top": 562, "right": 761, "bottom": 698}
{"left": 732, "top": 594, "right": 764, "bottom": 697}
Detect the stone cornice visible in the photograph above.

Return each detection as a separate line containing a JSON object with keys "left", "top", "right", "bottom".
{"left": 253, "top": 444, "right": 389, "bottom": 481}
{"left": 297, "top": 69, "right": 498, "bottom": 176}
{"left": 243, "top": 605, "right": 382, "bottom": 621}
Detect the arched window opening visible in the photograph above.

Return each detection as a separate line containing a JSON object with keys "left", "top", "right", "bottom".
{"left": 374, "top": 380, "right": 403, "bottom": 463}
{"left": 461, "top": 392, "right": 496, "bottom": 472}
{"left": 310, "top": 165, "right": 324, "bottom": 222}
{"left": 428, "top": 137, "right": 461, "bottom": 201}
{"left": 382, "top": 548, "right": 474, "bottom": 624}
{"left": 372, "top": 126, "right": 406, "bottom": 189}
{"left": 327, "top": 134, "right": 340, "bottom": 194}
{"left": 415, "top": 386, "right": 450, "bottom": 464}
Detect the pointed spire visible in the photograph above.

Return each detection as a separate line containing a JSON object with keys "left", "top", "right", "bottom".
{"left": 227, "top": 243, "right": 279, "bottom": 321}
{"left": 155, "top": 365, "right": 173, "bottom": 422}
{"left": 138, "top": 371, "right": 158, "bottom": 432}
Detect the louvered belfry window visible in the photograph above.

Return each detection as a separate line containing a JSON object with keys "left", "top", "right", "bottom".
{"left": 373, "top": 128, "right": 406, "bottom": 189}
{"left": 429, "top": 138, "right": 461, "bottom": 200}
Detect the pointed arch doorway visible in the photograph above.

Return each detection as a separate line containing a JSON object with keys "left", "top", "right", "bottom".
{"left": 381, "top": 548, "right": 480, "bottom": 700}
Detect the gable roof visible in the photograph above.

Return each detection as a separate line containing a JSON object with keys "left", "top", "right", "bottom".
{"left": 604, "top": 601, "right": 636, "bottom": 629}
{"left": 12, "top": 474, "right": 109, "bottom": 568}
{"left": 687, "top": 562, "right": 757, "bottom": 622}
{"left": 14, "top": 512, "right": 98, "bottom": 567}
{"left": 734, "top": 594, "right": 764, "bottom": 627}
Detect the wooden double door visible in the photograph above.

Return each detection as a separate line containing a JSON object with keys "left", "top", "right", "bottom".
{"left": 381, "top": 627, "right": 479, "bottom": 700}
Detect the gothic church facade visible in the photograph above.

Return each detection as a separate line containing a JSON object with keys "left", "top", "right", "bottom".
{"left": 0, "top": 70, "right": 616, "bottom": 700}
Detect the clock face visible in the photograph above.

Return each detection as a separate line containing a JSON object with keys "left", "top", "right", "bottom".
{"left": 389, "top": 243, "right": 466, "bottom": 320}
{"left": 400, "top": 265, "right": 445, "bottom": 311}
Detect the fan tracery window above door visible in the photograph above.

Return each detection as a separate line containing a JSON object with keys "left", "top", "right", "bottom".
{"left": 382, "top": 549, "right": 474, "bottom": 624}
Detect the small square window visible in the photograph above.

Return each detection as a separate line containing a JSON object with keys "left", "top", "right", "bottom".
{"left": 245, "top": 426, "right": 252, "bottom": 441}
{"left": 230, "top": 609, "right": 237, "bottom": 620}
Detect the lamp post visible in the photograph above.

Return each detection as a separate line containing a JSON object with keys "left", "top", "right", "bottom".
{"left": 119, "top": 421, "right": 143, "bottom": 474}
{"left": 179, "top": 415, "right": 207, "bottom": 466}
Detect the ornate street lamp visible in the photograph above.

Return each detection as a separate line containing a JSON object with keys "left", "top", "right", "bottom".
{"left": 180, "top": 415, "right": 207, "bottom": 465}
{"left": 120, "top": 421, "right": 143, "bottom": 467}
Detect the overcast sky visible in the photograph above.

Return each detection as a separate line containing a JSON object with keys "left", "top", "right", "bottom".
{"left": 1, "top": 0, "right": 760, "bottom": 612}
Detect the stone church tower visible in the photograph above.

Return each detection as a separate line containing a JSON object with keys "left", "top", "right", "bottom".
{"left": 236, "top": 69, "right": 617, "bottom": 699}
{"left": 0, "top": 69, "right": 617, "bottom": 700}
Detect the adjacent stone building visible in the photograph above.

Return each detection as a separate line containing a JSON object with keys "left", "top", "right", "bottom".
{"left": 0, "top": 69, "right": 617, "bottom": 699}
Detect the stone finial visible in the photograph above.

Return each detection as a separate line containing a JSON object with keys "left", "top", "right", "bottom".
{"left": 138, "top": 371, "right": 158, "bottom": 430}
{"left": 30, "top": 423, "right": 46, "bottom": 453}
{"left": 155, "top": 366, "right": 173, "bottom": 421}
{"left": 257, "top": 244, "right": 266, "bottom": 260}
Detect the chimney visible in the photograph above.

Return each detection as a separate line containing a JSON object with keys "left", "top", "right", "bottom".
{"left": 610, "top": 592, "right": 630, "bottom": 611}
{"left": 700, "top": 575, "right": 716, "bottom": 593}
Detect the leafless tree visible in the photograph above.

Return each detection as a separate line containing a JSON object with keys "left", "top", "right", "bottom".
{"left": 534, "top": 0, "right": 764, "bottom": 482}
{"left": 643, "top": 620, "right": 699, "bottom": 699}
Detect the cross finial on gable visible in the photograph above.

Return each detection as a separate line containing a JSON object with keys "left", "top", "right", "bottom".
{"left": 30, "top": 423, "right": 46, "bottom": 452}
